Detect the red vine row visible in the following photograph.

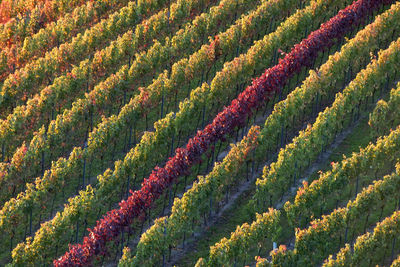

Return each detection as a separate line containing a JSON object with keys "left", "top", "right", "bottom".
{"left": 54, "top": 0, "right": 389, "bottom": 265}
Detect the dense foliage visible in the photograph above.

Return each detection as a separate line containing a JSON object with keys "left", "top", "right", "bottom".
{"left": 0, "top": 0, "right": 399, "bottom": 265}
{"left": 54, "top": 0, "right": 388, "bottom": 264}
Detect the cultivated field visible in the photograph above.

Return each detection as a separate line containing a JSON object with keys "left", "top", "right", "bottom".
{"left": 0, "top": 0, "right": 400, "bottom": 266}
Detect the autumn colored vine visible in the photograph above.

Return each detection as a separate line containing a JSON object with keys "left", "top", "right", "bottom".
{"left": 53, "top": 0, "right": 390, "bottom": 265}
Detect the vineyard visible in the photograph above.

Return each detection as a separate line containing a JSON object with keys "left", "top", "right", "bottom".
{"left": 0, "top": 0, "right": 400, "bottom": 266}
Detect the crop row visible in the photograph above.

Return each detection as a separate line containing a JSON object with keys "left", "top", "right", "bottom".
{"left": 54, "top": 0, "right": 381, "bottom": 265}
{"left": 123, "top": 5, "right": 399, "bottom": 262}
{"left": 188, "top": 7, "right": 400, "bottom": 265}
{"left": 291, "top": 165, "right": 400, "bottom": 266}
{"left": 3, "top": 0, "right": 287, "bottom": 264}
{"left": 369, "top": 81, "right": 400, "bottom": 138}
{"left": 0, "top": 0, "right": 172, "bottom": 114}
{"left": 0, "top": 0, "right": 262, "bottom": 230}
{"left": 122, "top": 126, "right": 265, "bottom": 266}
{"left": 254, "top": 32, "right": 400, "bottom": 210}
{"left": 286, "top": 101, "right": 400, "bottom": 228}
{"left": 0, "top": 0, "right": 86, "bottom": 25}
{"left": 324, "top": 198, "right": 400, "bottom": 267}
{"left": 0, "top": 0, "right": 227, "bottom": 202}
{"left": 0, "top": 0, "right": 132, "bottom": 80}
{"left": 0, "top": 0, "right": 220, "bottom": 165}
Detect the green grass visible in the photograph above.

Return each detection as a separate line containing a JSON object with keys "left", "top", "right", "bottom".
{"left": 176, "top": 182, "right": 258, "bottom": 267}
